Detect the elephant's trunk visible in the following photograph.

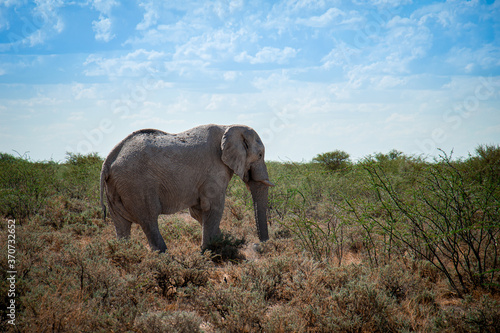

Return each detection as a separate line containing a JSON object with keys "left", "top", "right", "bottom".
{"left": 248, "top": 180, "right": 270, "bottom": 242}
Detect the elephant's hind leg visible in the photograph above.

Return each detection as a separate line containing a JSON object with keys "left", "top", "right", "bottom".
{"left": 110, "top": 211, "right": 132, "bottom": 239}
{"left": 140, "top": 219, "right": 167, "bottom": 253}
{"left": 106, "top": 183, "right": 133, "bottom": 239}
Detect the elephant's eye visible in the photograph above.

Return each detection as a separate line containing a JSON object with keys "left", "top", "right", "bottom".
{"left": 259, "top": 153, "right": 263, "bottom": 159}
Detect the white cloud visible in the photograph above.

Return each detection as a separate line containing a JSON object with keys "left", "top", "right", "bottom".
{"left": 68, "top": 112, "right": 84, "bottom": 121}
{"left": 90, "top": 0, "right": 117, "bottom": 42}
{"left": 206, "top": 94, "right": 225, "bottom": 111}
{"left": 321, "top": 6, "right": 433, "bottom": 78}
{"left": 164, "top": 59, "right": 210, "bottom": 77}
{"left": 26, "top": 29, "right": 46, "bottom": 46}
{"left": 235, "top": 46, "right": 298, "bottom": 64}
{"left": 376, "top": 75, "right": 407, "bottom": 89}
{"left": 72, "top": 83, "right": 98, "bottom": 100}
{"left": 386, "top": 15, "right": 414, "bottom": 28}
{"left": 84, "top": 49, "right": 167, "bottom": 77}
{"left": 464, "top": 63, "right": 475, "bottom": 73}
{"left": 204, "top": 0, "right": 245, "bottom": 19}
{"left": 296, "top": 7, "right": 346, "bottom": 27}
{"left": 321, "top": 40, "right": 362, "bottom": 68}
{"left": 136, "top": 1, "right": 159, "bottom": 30}
{"left": 272, "top": 0, "right": 335, "bottom": 15}
{"left": 446, "top": 44, "right": 500, "bottom": 72}
{"left": 92, "top": 15, "right": 115, "bottom": 42}
{"left": 354, "top": 0, "right": 413, "bottom": 7}
{"left": 416, "top": 4, "right": 454, "bottom": 28}
{"left": 251, "top": 72, "right": 292, "bottom": 91}
{"left": 223, "top": 71, "right": 239, "bottom": 81}
{"left": 411, "top": 0, "right": 492, "bottom": 34}
{"left": 346, "top": 23, "right": 432, "bottom": 79}
{"left": 91, "top": 0, "right": 118, "bottom": 15}
{"left": 385, "top": 112, "right": 416, "bottom": 123}
{"left": 173, "top": 28, "right": 254, "bottom": 64}
{"left": 0, "top": 0, "right": 65, "bottom": 50}
{"left": 128, "top": 20, "right": 200, "bottom": 46}
{"left": 1, "top": 0, "right": 24, "bottom": 6}
{"left": 0, "top": 8, "right": 9, "bottom": 31}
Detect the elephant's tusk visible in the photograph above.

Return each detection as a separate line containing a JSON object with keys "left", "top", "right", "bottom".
{"left": 261, "top": 179, "right": 275, "bottom": 187}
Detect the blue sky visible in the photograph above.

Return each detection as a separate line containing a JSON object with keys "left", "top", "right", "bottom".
{"left": 1, "top": 0, "right": 499, "bottom": 162}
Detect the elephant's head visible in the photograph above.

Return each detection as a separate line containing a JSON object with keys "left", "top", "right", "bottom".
{"left": 221, "top": 125, "right": 274, "bottom": 242}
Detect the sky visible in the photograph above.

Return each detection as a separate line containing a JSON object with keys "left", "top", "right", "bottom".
{"left": 0, "top": 0, "right": 499, "bottom": 162}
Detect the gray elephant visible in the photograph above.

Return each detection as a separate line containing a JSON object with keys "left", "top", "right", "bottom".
{"left": 100, "top": 124, "right": 274, "bottom": 253}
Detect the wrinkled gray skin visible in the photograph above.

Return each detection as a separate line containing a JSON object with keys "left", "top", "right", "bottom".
{"left": 100, "top": 124, "right": 274, "bottom": 253}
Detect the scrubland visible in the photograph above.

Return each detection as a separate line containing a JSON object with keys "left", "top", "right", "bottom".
{"left": 1, "top": 146, "right": 499, "bottom": 332}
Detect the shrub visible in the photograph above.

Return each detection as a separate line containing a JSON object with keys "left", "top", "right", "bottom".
{"left": 313, "top": 150, "right": 351, "bottom": 171}
{"left": 65, "top": 152, "right": 102, "bottom": 166}
{"left": 467, "top": 144, "right": 500, "bottom": 186}
{"left": 287, "top": 263, "right": 411, "bottom": 332}
{"left": 134, "top": 311, "right": 203, "bottom": 333}
{"left": 264, "top": 305, "right": 306, "bottom": 332}
{"left": 63, "top": 152, "right": 103, "bottom": 201}
{"left": 204, "top": 233, "right": 245, "bottom": 263}
{"left": 16, "top": 241, "right": 140, "bottom": 331}
{"left": 0, "top": 153, "right": 58, "bottom": 221}
{"left": 199, "top": 284, "right": 267, "bottom": 332}
{"left": 106, "top": 238, "right": 148, "bottom": 272}
{"left": 140, "top": 252, "right": 212, "bottom": 298}
{"left": 434, "top": 295, "right": 500, "bottom": 332}
{"left": 347, "top": 150, "right": 500, "bottom": 296}
{"left": 283, "top": 213, "right": 344, "bottom": 262}
{"left": 239, "top": 257, "right": 297, "bottom": 302}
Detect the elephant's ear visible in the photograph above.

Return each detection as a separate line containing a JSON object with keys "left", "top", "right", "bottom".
{"left": 221, "top": 126, "right": 249, "bottom": 181}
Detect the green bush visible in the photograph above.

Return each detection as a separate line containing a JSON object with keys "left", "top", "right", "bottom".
{"left": 0, "top": 152, "right": 103, "bottom": 225}
{"left": 204, "top": 233, "right": 245, "bottom": 263}
{"left": 313, "top": 150, "right": 351, "bottom": 171}
{"left": 0, "top": 153, "right": 58, "bottom": 221}
{"left": 63, "top": 152, "right": 103, "bottom": 201}
{"left": 346, "top": 149, "right": 500, "bottom": 296}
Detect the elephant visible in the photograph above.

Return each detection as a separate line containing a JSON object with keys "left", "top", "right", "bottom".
{"left": 100, "top": 124, "right": 274, "bottom": 253}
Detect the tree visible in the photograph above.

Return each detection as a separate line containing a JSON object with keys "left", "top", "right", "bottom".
{"left": 313, "top": 150, "right": 350, "bottom": 171}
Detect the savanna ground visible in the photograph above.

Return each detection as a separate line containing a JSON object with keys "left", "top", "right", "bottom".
{"left": 1, "top": 146, "right": 499, "bottom": 332}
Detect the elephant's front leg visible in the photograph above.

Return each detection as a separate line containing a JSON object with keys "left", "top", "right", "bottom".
{"left": 189, "top": 204, "right": 224, "bottom": 249}
{"left": 197, "top": 178, "right": 229, "bottom": 249}
{"left": 201, "top": 208, "right": 224, "bottom": 249}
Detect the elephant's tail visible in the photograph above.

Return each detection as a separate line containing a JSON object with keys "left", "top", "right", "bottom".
{"left": 100, "top": 162, "right": 108, "bottom": 221}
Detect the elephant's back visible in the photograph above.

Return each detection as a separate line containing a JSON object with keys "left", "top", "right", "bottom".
{"left": 110, "top": 129, "right": 173, "bottom": 167}
{"left": 124, "top": 128, "right": 171, "bottom": 149}
{"left": 105, "top": 125, "right": 226, "bottom": 177}
{"left": 107, "top": 128, "right": 208, "bottom": 174}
